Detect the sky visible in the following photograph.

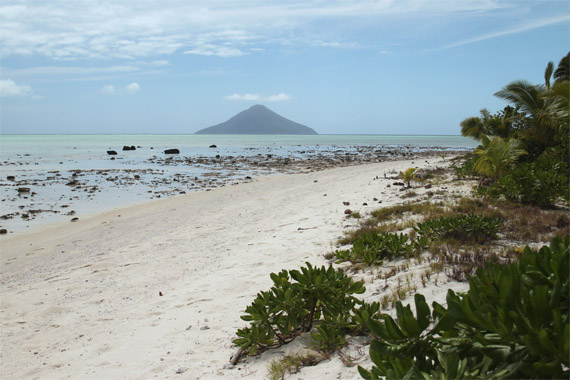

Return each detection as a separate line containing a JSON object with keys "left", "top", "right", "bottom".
{"left": 0, "top": 0, "right": 568, "bottom": 135}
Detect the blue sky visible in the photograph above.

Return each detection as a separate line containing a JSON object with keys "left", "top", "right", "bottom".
{"left": 1, "top": 0, "right": 568, "bottom": 135}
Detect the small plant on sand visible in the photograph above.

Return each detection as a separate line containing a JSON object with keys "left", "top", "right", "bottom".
{"left": 398, "top": 167, "right": 418, "bottom": 188}
{"left": 234, "top": 263, "right": 371, "bottom": 361}
{"left": 267, "top": 353, "right": 324, "bottom": 380}
{"left": 358, "top": 236, "right": 570, "bottom": 380}
{"left": 414, "top": 214, "right": 503, "bottom": 243}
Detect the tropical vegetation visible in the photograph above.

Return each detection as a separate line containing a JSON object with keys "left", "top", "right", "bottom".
{"left": 459, "top": 52, "right": 569, "bottom": 206}
{"left": 359, "top": 236, "right": 569, "bottom": 380}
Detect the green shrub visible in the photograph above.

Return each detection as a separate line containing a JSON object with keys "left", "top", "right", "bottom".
{"left": 451, "top": 155, "right": 478, "bottom": 179}
{"left": 234, "top": 263, "right": 367, "bottom": 359}
{"left": 479, "top": 150, "right": 569, "bottom": 207}
{"left": 358, "top": 236, "right": 570, "bottom": 380}
{"left": 414, "top": 214, "right": 502, "bottom": 243}
{"left": 349, "top": 231, "right": 412, "bottom": 264}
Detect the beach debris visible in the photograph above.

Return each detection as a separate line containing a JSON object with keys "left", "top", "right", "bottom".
{"left": 230, "top": 347, "right": 243, "bottom": 365}
{"left": 209, "top": 144, "right": 217, "bottom": 148}
{"left": 343, "top": 201, "right": 350, "bottom": 206}
{"left": 17, "top": 187, "right": 30, "bottom": 193}
{"left": 425, "top": 183, "right": 432, "bottom": 189}
{"left": 159, "top": 291, "right": 163, "bottom": 296}
{"left": 175, "top": 367, "right": 186, "bottom": 374}
{"left": 344, "top": 209, "right": 352, "bottom": 215}
{"left": 122, "top": 146, "right": 136, "bottom": 151}
{"left": 7, "top": 176, "right": 15, "bottom": 181}
{"left": 164, "top": 149, "right": 180, "bottom": 154}
{"left": 106, "top": 150, "right": 117, "bottom": 155}
{"left": 200, "top": 325, "right": 210, "bottom": 330}
{"left": 0, "top": 229, "right": 7, "bottom": 234}
{"left": 185, "top": 325, "right": 192, "bottom": 330}
{"left": 71, "top": 217, "right": 79, "bottom": 222}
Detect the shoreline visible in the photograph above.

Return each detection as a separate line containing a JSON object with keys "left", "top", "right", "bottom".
{"left": 1, "top": 146, "right": 469, "bottom": 235}
{"left": 1, "top": 158, "right": 465, "bottom": 379}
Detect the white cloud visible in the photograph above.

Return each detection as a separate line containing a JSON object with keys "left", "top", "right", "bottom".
{"left": 184, "top": 44, "right": 246, "bottom": 58}
{"left": 434, "top": 14, "right": 570, "bottom": 51}
{"left": 0, "top": 79, "right": 35, "bottom": 98}
{"left": 266, "top": 93, "right": 291, "bottom": 102}
{"left": 0, "top": 0, "right": 530, "bottom": 61}
{"left": 125, "top": 82, "right": 140, "bottom": 94}
{"left": 0, "top": 0, "right": 565, "bottom": 64}
{"left": 97, "top": 85, "right": 115, "bottom": 94}
{"left": 225, "top": 93, "right": 291, "bottom": 102}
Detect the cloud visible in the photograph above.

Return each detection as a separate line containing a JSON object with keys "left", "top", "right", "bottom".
{"left": 225, "top": 93, "right": 291, "bottom": 102}
{"left": 97, "top": 83, "right": 140, "bottom": 95}
{"left": 0, "top": 0, "right": 528, "bottom": 61}
{"left": 184, "top": 44, "right": 246, "bottom": 57}
{"left": 97, "top": 85, "right": 115, "bottom": 94}
{"left": 0, "top": 0, "right": 565, "bottom": 64}
{"left": 0, "top": 79, "right": 36, "bottom": 98}
{"left": 125, "top": 82, "right": 140, "bottom": 94}
{"left": 434, "top": 14, "right": 569, "bottom": 51}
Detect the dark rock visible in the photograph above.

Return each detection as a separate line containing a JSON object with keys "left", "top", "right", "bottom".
{"left": 122, "top": 146, "right": 136, "bottom": 151}
{"left": 71, "top": 217, "right": 79, "bottom": 222}
{"left": 424, "top": 183, "right": 432, "bottom": 189}
{"left": 107, "top": 150, "right": 118, "bottom": 155}
{"left": 343, "top": 201, "right": 350, "bottom": 206}
{"left": 245, "top": 176, "right": 252, "bottom": 180}
{"left": 0, "top": 229, "right": 7, "bottom": 234}
{"left": 17, "top": 187, "right": 30, "bottom": 193}
{"left": 7, "top": 176, "right": 15, "bottom": 181}
{"left": 363, "top": 202, "right": 368, "bottom": 206}
{"left": 209, "top": 145, "right": 217, "bottom": 148}
{"left": 164, "top": 149, "right": 180, "bottom": 154}
{"left": 393, "top": 182, "right": 405, "bottom": 186}
{"left": 344, "top": 209, "right": 352, "bottom": 215}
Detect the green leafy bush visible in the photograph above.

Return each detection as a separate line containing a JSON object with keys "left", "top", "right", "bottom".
{"left": 478, "top": 150, "right": 570, "bottom": 207}
{"left": 340, "top": 231, "right": 414, "bottom": 265}
{"left": 234, "top": 263, "right": 367, "bottom": 358}
{"left": 359, "top": 236, "right": 570, "bottom": 379}
{"left": 414, "top": 214, "right": 502, "bottom": 243}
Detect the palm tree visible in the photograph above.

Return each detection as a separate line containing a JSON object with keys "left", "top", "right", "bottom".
{"left": 494, "top": 80, "right": 557, "bottom": 155}
{"left": 460, "top": 115, "right": 485, "bottom": 140}
{"left": 473, "top": 135, "right": 527, "bottom": 180}
{"left": 460, "top": 107, "right": 515, "bottom": 141}
{"left": 553, "top": 52, "right": 569, "bottom": 84}
{"left": 545, "top": 61, "right": 554, "bottom": 89}
{"left": 398, "top": 167, "right": 417, "bottom": 188}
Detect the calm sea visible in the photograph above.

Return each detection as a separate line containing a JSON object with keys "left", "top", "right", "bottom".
{"left": 0, "top": 134, "right": 476, "bottom": 169}
{"left": 0, "top": 134, "right": 477, "bottom": 233}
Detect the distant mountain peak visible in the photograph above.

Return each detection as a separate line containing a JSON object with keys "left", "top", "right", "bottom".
{"left": 195, "top": 105, "right": 317, "bottom": 135}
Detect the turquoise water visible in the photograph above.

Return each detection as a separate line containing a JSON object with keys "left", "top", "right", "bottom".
{"left": 0, "top": 134, "right": 476, "bottom": 233}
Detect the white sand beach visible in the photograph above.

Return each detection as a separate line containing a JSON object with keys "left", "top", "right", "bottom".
{"left": 0, "top": 158, "right": 469, "bottom": 380}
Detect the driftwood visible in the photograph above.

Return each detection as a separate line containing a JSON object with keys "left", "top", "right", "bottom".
{"left": 230, "top": 347, "right": 243, "bottom": 366}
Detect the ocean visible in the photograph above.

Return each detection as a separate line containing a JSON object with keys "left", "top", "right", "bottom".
{"left": 0, "top": 134, "right": 477, "bottom": 233}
